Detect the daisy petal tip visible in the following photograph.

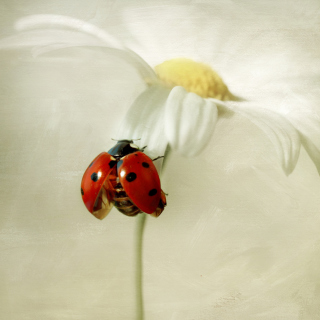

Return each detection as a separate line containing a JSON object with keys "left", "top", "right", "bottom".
{"left": 282, "top": 163, "right": 295, "bottom": 176}
{"left": 221, "top": 102, "right": 302, "bottom": 176}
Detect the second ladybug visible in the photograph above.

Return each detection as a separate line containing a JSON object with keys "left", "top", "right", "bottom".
{"left": 81, "top": 140, "right": 167, "bottom": 219}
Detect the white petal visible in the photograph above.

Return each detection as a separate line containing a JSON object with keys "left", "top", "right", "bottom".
{"left": 15, "top": 14, "right": 125, "bottom": 49}
{"left": 217, "top": 101, "right": 301, "bottom": 175}
{"left": 165, "top": 86, "right": 218, "bottom": 157}
{"left": 0, "top": 30, "right": 105, "bottom": 50}
{"left": 287, "top": 114, "right": 320, "bottom": 174}
{"left": 0, "top": 15, "right": 157, "bottom": 81}
{"left": 300, "top": 135, "right": 320, "bottom": 174}
{"left": 114, "top": 85, "right": 171, "bottom": 173}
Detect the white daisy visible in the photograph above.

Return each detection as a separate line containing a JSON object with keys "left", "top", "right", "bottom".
{"left": 1, "top": 10, "right": 318, "bottom": 177}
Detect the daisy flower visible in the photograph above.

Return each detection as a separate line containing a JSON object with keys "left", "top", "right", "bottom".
{"left": 1, "top": 9, "right": 318, "bottom": 177}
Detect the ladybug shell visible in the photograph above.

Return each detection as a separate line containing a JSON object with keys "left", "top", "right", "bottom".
{"left": 118, "top": 152, "right": 161, "bottom": 214}
{"left": 81, "top": 152, "right": 117, "bottom": 219}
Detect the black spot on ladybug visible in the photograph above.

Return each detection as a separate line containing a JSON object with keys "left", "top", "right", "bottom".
{"left": 126, "top": 172, "right": 137, "bottom": 182}
{"left": 142, "top": 162, "right": 149, "bottom": 168}
{"left": 148, "top": 189, "right": 157, "bottom": 196}
{"left": 81, "top": 188, "right": 84, "bottom": 195}
{"left": 89, "top": 161, "right": 94, "bottom": 168}
{"left": 91, "top": 172, "right": 99, "bottom": 182}
{"left": 109, "top": 160, "right": 117, "bottom": 168}
{"left": 135, "top": 153, "right": 138, "bottom": 156}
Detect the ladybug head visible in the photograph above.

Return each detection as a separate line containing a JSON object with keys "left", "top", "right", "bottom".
{"left": 107, "top": 139, "right": 139, "bottom": 158}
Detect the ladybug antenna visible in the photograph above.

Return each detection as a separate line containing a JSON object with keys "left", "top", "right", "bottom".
{"left": 152, "top": 156, "right": 164, "bottom": 161}
{"left": 111, "top": 138, "right": 141, "bottom": 141}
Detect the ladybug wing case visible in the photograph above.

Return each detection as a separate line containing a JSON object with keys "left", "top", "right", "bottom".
{"left": 81, "top": 152, "right": 117, "bottom": 219}
{"left": 118, "top": 152, "right": 162, "bottom": 214}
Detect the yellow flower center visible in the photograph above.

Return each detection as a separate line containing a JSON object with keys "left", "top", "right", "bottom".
{"left": 154, "top": 58, "right": 231, "bottom": 100}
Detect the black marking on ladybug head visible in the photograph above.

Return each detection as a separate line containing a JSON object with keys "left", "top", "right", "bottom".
{"left": 126, "top": 172, "right": 137, "bottom": 182}
{"left": 108, "top": 140, "right": 138, "bottom": 158}
{"left": 109, "top": 160, "right": 117, "bottom": 168}
{"left": 142, "top": 162, "right": 149, "bottom": 168}
{"left": 148, "top": 189, "right": 157, "bottom": 196}
{"left": 81, "top": 188, "right": 84, "bottom": 195}
{"left": 91, "top": 172, "right": 99, "bottom": 182}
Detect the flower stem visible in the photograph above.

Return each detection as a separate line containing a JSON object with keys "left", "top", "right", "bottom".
{"left": 135, "top": 212, "right": 146, "bottom": 320}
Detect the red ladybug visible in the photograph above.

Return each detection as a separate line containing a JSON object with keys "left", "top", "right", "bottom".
{"left": 81, "top": 140, "right": 167, "bottom": 219}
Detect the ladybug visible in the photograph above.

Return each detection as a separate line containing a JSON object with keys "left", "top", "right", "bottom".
{"left": 80, "top": 140, "right": 167, "bottom": 219}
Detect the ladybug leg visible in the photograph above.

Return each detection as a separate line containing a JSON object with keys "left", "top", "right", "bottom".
{"left": 140, "top": 145, "right": 147, "bottom": 152}
{"left": 152, "top": 156, "right": 164, "bottom": 161}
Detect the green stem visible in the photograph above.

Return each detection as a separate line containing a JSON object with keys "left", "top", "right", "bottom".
{"left": 134, "top": 146, "right": 169, "bottom": 319}
{"left": 135, "top": 212, "right": 146, "bottom": 320}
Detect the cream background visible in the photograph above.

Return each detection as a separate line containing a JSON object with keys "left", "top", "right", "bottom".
{"left": 1, "top": 1, "right": 320, "bottom": 319}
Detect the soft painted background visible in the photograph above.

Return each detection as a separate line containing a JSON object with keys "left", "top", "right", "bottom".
{"left": 1, "top": 1, "right": 320, "bottom": 319}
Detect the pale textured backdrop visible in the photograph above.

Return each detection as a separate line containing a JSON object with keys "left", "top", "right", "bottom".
{"left": 1, "top": 1, "right": 320, "bottom": 319}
